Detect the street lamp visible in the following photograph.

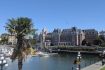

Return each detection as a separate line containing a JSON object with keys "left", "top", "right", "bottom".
{"left": 76, "top": 52, "right": 81, "bottom": 70}
{"left": 101, "top": 50, "right": 105, "bottom": 66}
{"left": 0, "top": 56, "right": 8, "bottom": 70}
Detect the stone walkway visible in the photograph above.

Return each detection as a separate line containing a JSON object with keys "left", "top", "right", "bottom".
{"left": 81, "top": 61, "right": 104, "bottom": 70}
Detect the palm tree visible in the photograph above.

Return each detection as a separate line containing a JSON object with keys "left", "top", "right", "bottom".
{"left": 5, "top": 17, "right": 33, "bottom": 70}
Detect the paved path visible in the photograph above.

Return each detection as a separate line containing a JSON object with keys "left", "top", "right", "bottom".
{"left": 81, "top": 61, "right": 103, "bottom": 70}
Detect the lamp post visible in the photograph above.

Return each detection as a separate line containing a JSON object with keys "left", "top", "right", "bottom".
{"left": 0, "top": 56, "right": 8, "bottom": 70}
{"left": 76, "top": 52, "right": 81, "bottom": 70}
{"left": 101, "top": 50, "right": 105, "bottom": 66}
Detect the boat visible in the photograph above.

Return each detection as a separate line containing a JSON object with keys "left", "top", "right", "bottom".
{"left": 35, "top": 51, "right": 49, "bottom": 57}
{"left": 31, "top": 48, "right": 58, "bottom": 57}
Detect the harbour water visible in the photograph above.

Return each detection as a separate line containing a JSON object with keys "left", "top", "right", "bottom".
{"left": 6, "top": 53, "right": 101, "bottom": 70}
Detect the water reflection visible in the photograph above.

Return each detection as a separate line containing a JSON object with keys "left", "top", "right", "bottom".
{"left": 6, "top": 53, "right": 100, "bottom": 70}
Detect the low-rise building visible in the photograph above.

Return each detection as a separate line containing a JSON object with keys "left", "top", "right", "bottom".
{"left": 8, "top": 35, "right": 17, "bottom": 45}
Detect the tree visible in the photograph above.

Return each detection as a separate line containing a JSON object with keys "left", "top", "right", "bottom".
{"left": 0, "top": 33, "right": 9, "bottom": 44}
{"left": 6, "top": 17, "right": 33, "bottom": 70}
{"left": 93, "top": 36, "right": 105, "bottom": 47}
{"left": 99, "top": 35, "right": 105, "bottom": 42}
{"left": 99, "top": 35, "right": 105, "bottom": 47}
{"left": 82, "top": 39, "right": 87, "bottom": 45}
{"left": 93, "top": 39, "right": 102, "bottom": 45}
{"left": 0, "top": 37, "right": 8, "bottom": 44}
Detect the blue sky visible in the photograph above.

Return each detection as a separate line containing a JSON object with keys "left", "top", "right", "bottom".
{"left": 0, "top": 0, "right": 105, "bottom": 34}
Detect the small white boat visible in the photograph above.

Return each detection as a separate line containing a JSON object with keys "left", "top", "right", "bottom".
{"left": 31, "top": 51, "right": 58, "bottom": 57}
{"left": 31, "top": 54, "right": 38, "bottom": 57}
{"left": 35, "top": 51, "right": 49, "bottom": 57}
{"left": 49, "top": 53, "right": 58, "bottom": 56}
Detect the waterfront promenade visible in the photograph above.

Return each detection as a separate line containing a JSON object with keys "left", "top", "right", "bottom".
{"left": 47, "top": 46, "right": 105, "bottom": 54}
{"left": 81, "top": 61, "right": 104, "bottom": 70}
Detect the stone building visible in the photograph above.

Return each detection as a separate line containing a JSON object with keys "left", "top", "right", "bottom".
{"left": 60, "top": 27, "right": 85, "bottom": 46}
{"left": 8, "top": 35, "right": 17, "bottom": 45}
{"left": 40, "top": 27, "right": 99, "bottom": 46}
{"left": 48, "top": 27, "right": 85, "bottom": 46}
{"left": 39, "top": 28, "right": 48, "bottom": 47}
{"left": 83, "top": 29, "right": 98, "bottom": 44}
{"left": 51, "top": 29, "right": 61, "bottom": 45}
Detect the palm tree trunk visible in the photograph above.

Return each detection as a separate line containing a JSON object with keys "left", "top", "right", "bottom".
{"left": 17, "top": 35, "right": 23, "bottom": 70}
{"left": 17, "top": 35, "right": 23, "bottom": 49}
{"left": 18, "top": 57, "right": 23, "bottom": 70}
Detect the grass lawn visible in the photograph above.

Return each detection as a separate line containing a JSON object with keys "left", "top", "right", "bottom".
{"left": 101, "top": 67, "right": 105, "bottom": 70}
